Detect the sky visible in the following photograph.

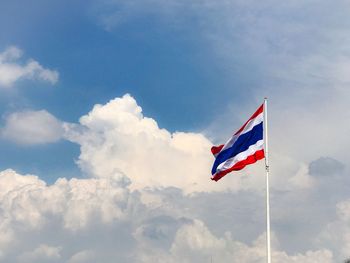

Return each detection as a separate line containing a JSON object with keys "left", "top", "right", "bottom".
{"left": 0, "top": 0, "right": 349, "bottom": 262}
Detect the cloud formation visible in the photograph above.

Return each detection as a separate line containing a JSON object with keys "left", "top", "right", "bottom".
{"left": 66, "top": 94, "right": 221, "bottom": 194}
{"left": 0, "top": 46, "right": 58, "bottom": 88}
{"left": 0, "top": 94, "right": 342, "bottom": 261}
{"left": 0, "top": 169, "right": 336, "bottom": 263}
{"left": 1, "top": 110, "right": 64, "bottom": 145}
{"left": 0, "top": 0, "right": 349, "bottom": 261}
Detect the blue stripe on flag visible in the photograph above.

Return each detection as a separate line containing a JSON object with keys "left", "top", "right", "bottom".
{"left": 211, "top": 122, "right": 263, "bottom": 175}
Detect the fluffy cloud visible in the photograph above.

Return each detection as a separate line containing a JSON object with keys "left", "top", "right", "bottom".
{"left": 0, "top": 169, "right": 132, "bottom": 231}
{"left": 67, "top": 94, "right": 290, "bottom": 195}
{"left": 66, "top": 94, "right": 335, "bottom": 196}
{"left": 0, "top": 169, "right": 135, "bottom": 262}
{"left": 166, "top": 220, "right": 333, "bottom": 263}
{"left": 1, "top": 110, "right": 64, "bottom": 145}
{"left": 0, "top": 46, "right": 58, "bottom": 88}
{"left": 0, "top": 169, "right": 335, "bottom": 263}
{"left": 66, "top": 94, "right": 223, "bottom": 194}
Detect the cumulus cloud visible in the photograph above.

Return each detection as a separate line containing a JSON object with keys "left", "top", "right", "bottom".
{"left": 166, "top": 220, "right": 333, "bottom": 263}
{"left": 0, "top": 169, "right": 136, "bottom": 262}
{"left": 64, "top": 94, "right": 281, "bottom": 194}
{"left": 1, "top": 110, "right": 64, "bottom": 145}
{"left": 65, "top": 94, "right": 220, "bottom": 193}
{"left": 0, "top": 46, "right": 58, "bottom": 88}
{"left": 0, "top": 169, "right": 336, "bottom": 263}
{"left": 66, "top": 93, "right": 339, "bottom": 196}
{"left": 0, "top": 169, "right": 131, "bottom": 231}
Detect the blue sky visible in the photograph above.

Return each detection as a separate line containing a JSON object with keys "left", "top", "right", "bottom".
{"left": 0, "top": 1, "right": 270, "bottom": 184}
{"left": 0, "top": 0, "right": 225, "bottom": 179}
{"left": 0, "top": 0, "right": 255, "bottom": 182}
{"left": 0, "top": 0, "right": 350, "bottom": 262}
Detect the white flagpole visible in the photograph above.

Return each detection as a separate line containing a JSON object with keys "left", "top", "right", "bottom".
{"left": 264, "top": 97, "right": 271, "bottom": 263}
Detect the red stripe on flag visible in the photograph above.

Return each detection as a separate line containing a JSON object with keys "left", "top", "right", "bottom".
{"left": 211, "top": 144, "right": 224, "bottom": 156}
{"left": 234, "top": 104, "right": 264, "bottom": 136}
{"left": 211, "top": 149, "right": 265, "bottom": 181}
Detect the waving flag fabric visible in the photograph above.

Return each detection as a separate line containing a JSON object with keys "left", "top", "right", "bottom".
{"left": 211, "top": 104, "right": 265, "bottom": 181}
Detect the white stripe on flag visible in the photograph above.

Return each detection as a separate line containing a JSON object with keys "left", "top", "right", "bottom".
{"left": 220, "top": 112, "right": 263, "bottom": 153}
{"left": 216, "top": 139, "right": 264, "bottom": 173}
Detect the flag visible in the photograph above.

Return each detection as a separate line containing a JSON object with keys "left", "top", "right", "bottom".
{"left": 211, "top": 104, "right": 265, "bottom": 181}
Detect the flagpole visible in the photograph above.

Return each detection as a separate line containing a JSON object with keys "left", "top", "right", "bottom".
{"left": 264, "top": 98, "right": 271, "bottom": 263}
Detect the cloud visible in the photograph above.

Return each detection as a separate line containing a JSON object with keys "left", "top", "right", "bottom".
{"left": 287, "top": 164, "right": 314, "bottom": 190}
{"left": 2, "top": 93, "right": 349, "bottom": 260}
{"left": 57, "top": 94, "right": 350, "bottom": 261}
{"left": 0, "top": 46, "right": 59, "bottom": 88}
{"left": 166, "top": 220, "right": 333, "bottom": 263}
{"left": 1, "top": 93, "right": 327, "bottom": 195}
{"left": 17, "top": 244, "right": 61, "bottom": 263}
{"left": 67, "top": 93, "right": 346, "bottom": 196}
{"left": 65, "top": 94, "right": 220, "bottom": 194}
{"left": 67, "top": 250, "right": 95, "bottom": 263}
{"left": 316, "top": 198, "right": 350, "bottom": 261}
{"left": 64, "top": 94, "right": 280, "bottom": 194}
{"left": 0, "top": 169, "right": 138, "bottom": 262}
{"left": 1, "top": 110, "right": 64, "bottom": 145}
{"left": 309, "top": 157, "right": 345, "bottom": 177}
{"left": 0, "top": 169, "right": 336, "bottom": 263}
{"left": 87, "top": 1, "right": 350, "bottom": 203}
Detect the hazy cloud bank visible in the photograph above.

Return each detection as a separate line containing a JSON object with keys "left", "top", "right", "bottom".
{"left": 0, "top": 168, "right": 336, "bottom": 263}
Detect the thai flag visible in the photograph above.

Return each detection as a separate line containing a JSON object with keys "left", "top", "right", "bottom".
{"left": 211, "top": 104, "right": 265, "bottom": 181}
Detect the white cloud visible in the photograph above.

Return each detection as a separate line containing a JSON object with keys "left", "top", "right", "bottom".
{"left": 0, "top": 169, "right": 136, "bottom": 261}
{"left": 2, "top": 94, "right": 348, "bottom": 261}
{"left": 0, "top": 169, "right": 130, "bottom": 231}
{"left": 52, "top": 94, "right": 349, "bottom": 261}
{"left": 287, "top": 164, "right": 314, "bottom": 190}
{"left": 0, "top": 46, "right": 58, "bottom": 88}
{"left": 315, "top": 199, "right": 350, "bottom": 261}
{"left": 66, "top": 93, "right": 339, "bottom": 196}
{"left": 1, "top": 110, "right": 64, "bottom": 145}
{"left": 67, "top": 250, "right": 95, "bottom": 263}
{"left": 64, "top": 94, "right": 272, "bottom": 194}
{"left": 17, "top": 244, "right": 61, "bottom": 263}
{"left": 0, "top": 169, "right": 336, "bottom": 263}
{"left": 66, "top": 94, "right": 217, "bottom": 193}
{"left": 0, "top": 93, "right": 324, "bottom": 194}
{"left": 164, "top": 220, "right": 333, "bottom": 263}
